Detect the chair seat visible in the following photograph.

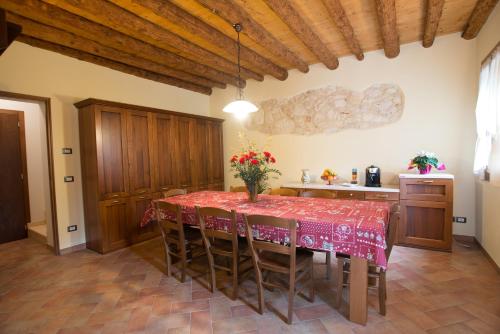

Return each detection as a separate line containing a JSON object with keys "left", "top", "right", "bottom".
{"left": 259, "top": 249, "right": 313, "bottom": 274}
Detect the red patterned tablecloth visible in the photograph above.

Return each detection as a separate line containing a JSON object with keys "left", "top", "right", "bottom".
{"left": 141, "top": 191, "right": 390, "bottom": 268}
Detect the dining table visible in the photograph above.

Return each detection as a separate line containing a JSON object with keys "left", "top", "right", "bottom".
{"left": 140, "top": 191, "right": 391, "bottom": 325}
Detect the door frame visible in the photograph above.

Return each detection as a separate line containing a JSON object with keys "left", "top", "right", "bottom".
{"left": 0, "top": 90, "right": 60, "bottom": 255}
{"left": 0, "top": 109, "right": 31, "bottom": 228}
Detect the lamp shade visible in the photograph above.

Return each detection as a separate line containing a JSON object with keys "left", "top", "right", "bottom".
{"left": 222, "top": 99, "right": 258, "bottom": 115}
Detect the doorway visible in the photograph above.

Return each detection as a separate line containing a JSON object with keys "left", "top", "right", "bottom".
{"left": 0, "top": 109, "right": 29, "bottom": 243}
{"left": 0, "top": 91, "right": 59, "bottom": 254}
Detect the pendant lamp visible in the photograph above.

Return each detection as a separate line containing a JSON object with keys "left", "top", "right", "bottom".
{"left": 222, "top": 23, "right": 258, "bottom": 118}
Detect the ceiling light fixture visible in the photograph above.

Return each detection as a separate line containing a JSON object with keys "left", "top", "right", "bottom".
{"left": 222, "top": 23, "right": 258, "bottom": 119}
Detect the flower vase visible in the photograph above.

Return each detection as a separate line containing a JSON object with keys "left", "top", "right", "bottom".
{"left": 246, "top": 182, "right": 258, "bottom": 202}
{"left": 419, "top": 165, "right": 432, "bottom": 174}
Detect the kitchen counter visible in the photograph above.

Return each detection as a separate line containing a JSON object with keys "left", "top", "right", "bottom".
{"left": 399, "top": 173, "right": 454, "bottom": 179}
{"left": 282, "top": 182, "right": 400, "bottom": 193}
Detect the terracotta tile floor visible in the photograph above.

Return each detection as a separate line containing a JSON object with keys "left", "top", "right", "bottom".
{"left": 0, "top": 238, "right": 499, "bottom": 334}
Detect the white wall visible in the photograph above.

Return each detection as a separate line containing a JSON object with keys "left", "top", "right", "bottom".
{"left": 210, "top": 33, "right": 478, "bottom": 236}
{"left": 474, "top": 4, "right": 500, "bottom": 266}
{"left": 0, "top": 42, "right": 210, "bottom": 250}
{"left": 0, "top": 99, "right": 53, "bottom": 246}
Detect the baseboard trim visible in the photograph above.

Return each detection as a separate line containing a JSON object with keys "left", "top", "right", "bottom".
{"left": 473, "top": 237, "right": 500, "bottom": 274}
{"left": 59, "top": 243, "right": 87, "bottom": 255}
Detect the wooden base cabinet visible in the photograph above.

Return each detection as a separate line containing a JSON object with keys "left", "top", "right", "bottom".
{"left": 77, "top": 99, "right": 224, "bottom": 254}
{"left": 398, "top": 176, "right": 453, "bottom": 251}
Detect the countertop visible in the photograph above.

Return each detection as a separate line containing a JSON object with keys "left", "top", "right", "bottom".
{"left": 399, "top": 173, "right": 454, "bottom": 179}
{"left": 282, "top": 182, "right": 400, "bottom": 193}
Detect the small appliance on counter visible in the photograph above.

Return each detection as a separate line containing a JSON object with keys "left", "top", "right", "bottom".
{"left": 365, "top": 165, "right": 381, "bottom": 187}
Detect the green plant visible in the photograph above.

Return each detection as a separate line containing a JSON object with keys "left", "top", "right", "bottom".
{"left": 408, "top": 151, "right": 446, "bottom": 172}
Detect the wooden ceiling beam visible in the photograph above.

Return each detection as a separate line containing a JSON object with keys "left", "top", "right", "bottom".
{"left": 17, "top": 35, "right": 211, "bottom": 95}
{"left": 462, "top": 0, "right": 499, "bottom": 40}
{"left": 109, "top": 0, "right": 288, "bottom": 80}
{"left": 7, "top": 14, "right": 220, "bottom": 90}
{"left": 423, "top": 0, "right": 445, "bottom": 47}
{"left": 0, "top": 9, "right": 22, "bottom": 56}
{"left": 263, "top": 0, "right": 339, "bottom": 70}
{"left": 42, "top": 0, "right": 263, "bottom": 82}
{"left": 196, "top": 0, "right": 308, "bottom": 73}
{"left": 374, "top": 0, "right": 400, "bottom": 58}
{"left": 321, "top": 0, "right": 364, "bottom": 60}
{"left": 1, "top": 0, "right": 239, "bottom": 88}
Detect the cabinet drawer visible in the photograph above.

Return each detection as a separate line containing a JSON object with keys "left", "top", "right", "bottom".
{"left": 337, "top": 190, "right": 365, "bottom": 200}
{"left": 400, "top": 178, "right": 452, "bottom": 202}
{"left": 365, "top": 191, "right": 399, "bottom": 201}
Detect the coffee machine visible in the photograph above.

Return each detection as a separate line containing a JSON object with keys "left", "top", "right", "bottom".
{"left": 365, "top": 165, "right": 381, "bottom": 187}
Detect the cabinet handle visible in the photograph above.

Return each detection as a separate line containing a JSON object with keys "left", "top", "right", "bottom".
{"left": 138, "top": 196, "right": 145, "bottom": 199}
{"left": 137, "top": 190, "right": 147, "bottom": 194}
{"left": 110, "top": 194, "right": 119, "bottom": 198}
{"left": 419, "top": 180, "right": 434, "bottom": 184}
{"left": 349, "top": 193, "right": 353, "bottom": 197}
{"left": 112, "top": 200, "right": 120, "bottom": 204}
{"left": 375, "top": 194, "right": 389, "bottom": 198}
{"left": 161, "top": 187, "right": 169, "bottom": 191}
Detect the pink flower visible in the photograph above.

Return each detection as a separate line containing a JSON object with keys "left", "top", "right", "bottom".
{"left": 437, "top": 163, "right": 446, "bottom": 170}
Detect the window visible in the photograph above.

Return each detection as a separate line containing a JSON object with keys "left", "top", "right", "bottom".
{"left": 474, "top": 43, "right": 500, "bottom": 184}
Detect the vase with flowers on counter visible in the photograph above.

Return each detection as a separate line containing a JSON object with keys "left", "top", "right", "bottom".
{"left": 230, "top": 147, "right": 281, "bottom": 202}
{"left": 320, "top": 169, "right": 337, "bottom": 185}
{"left": 408, "top": 151, "right": 446, "bottom": 174}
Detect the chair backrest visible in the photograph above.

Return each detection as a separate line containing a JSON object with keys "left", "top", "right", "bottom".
{"left": 230, "top": 185, "right": 247, "bottom": 193}
{"left": 154, "top": 200, "right": 184, "bottom": 246}
{"left": 196, "top": 206, "right": 238, "bottom": 246}
{"left": 300, "top": 189, "right": 336, "bottom": 199}
{"left": 269, "top": 188, "right": 298, "bottom": 197}
{"left": 385, "top": 203, "right": 400, "bottom": 260}
{"left": 244, "top": 214, "right": 297, "bottom": 269}
{"left": 163, "top": 188, "right": 187, "bottom": 198}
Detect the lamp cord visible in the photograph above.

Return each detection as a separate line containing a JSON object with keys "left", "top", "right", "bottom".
{"left": 237, "top": 28, "right": 242, "bottom": 100}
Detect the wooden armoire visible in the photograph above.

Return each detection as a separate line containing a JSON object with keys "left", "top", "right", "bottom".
{"left": 76, "top": 99, "right": 224, "bottom": 254}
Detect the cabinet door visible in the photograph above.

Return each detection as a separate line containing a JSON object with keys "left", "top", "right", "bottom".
{"left": 99, "top": 198, "right": 129, "bottom": 253}
{"left": 96, "top": 107, "right": 129, "bottom": 199}
{"left": 208, "top": 121, "right": 224, "bottom": 186}
{"left": 194, "top": 119, "right": 209, "bottom": 190}
{"left": 176, "top": 117, "right": 195, "bottom": 189}
{"left": 129, "top": 194, "right": 158, "bottom": 243}
{"left": 399, "top": 200, "right": 452, "bottom": 250}
{"left": 152, "top": 113, "right": 177, "bottom": 192}
{"left": 127, "top": 111, "right": 153, "bottom": 195}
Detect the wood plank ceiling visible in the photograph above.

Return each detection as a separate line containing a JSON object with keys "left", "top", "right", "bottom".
{"left": 1, "top": 0, "right": 498, "bottom": 95}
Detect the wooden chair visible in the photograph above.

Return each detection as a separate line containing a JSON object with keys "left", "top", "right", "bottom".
{"left": 230, "top": 185, "right": 247, "bottom": 192}
{"left": 299, "top": 189, "right": 336, "bottom": 280}
{"left": 269, "top": 188, "right": 299, "bottom": 197}
{"left": 154, "top": 200, "right": 204, "bottom": 282}
{"left": 162, "top": 188, "right": 187, "bottom": 198}
{"left": 196, "top": 206, "right": 252, "bottom": 299}
{"left": 245, "top": 214, "right": 315, "bottom": 324}
{"left": 336, "top": 204, "right": 400, "bottom": 315}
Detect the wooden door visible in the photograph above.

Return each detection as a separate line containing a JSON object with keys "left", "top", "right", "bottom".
{"left": 207, "top": 121, "right": 224, "bottom": 189}
{"left": 99, "top": 198, "right": 129, "bottom": 252}
{"left": 399, "top": 200, "right": 452, "bottom": 250}
{"left": 176, "top": 116, "right": 195, "bottom": 190}
{"left": 96, "top": 107, "right": 129, "bottom": 199}
{"left": 194, "top": 119, "right": 209, "bottom": 190}
{"left": 152, "top": 113, "right": 177, "bottom": 192}
{"left": 127, "top": 110, "right": 153, "bottom": 195}
{"left": 129, "top": 194, "right": 158, "bottom": 243}
{"left": 0, "top": 110, "right": 29, "bottom": 243}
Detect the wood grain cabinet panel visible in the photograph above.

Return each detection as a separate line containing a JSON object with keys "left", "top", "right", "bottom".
{"left": 127, "top": 111, "right": 153, "bottom": 195}
{"left": 77, "top": 98, "right": 224, "bottom": 254}
{"left": 99, "top": 198, "right": 129, "bottom": 253}
{"left": 96, "top": 107, "right": 129, "bottom": 199}
{"left": 129, "top": 194, "right": 158, "bottom": 243}
{"left": 176, "top": 116, "right": 195, "bottom": 189}
{"left": 398, "top": 177, "right": 453, "bottom": 251}
{"left": 152, "top": 113, "right": 177, "bottom": 192}
{"left": 337, "top": 190, "right": 365, "bottom": 200}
